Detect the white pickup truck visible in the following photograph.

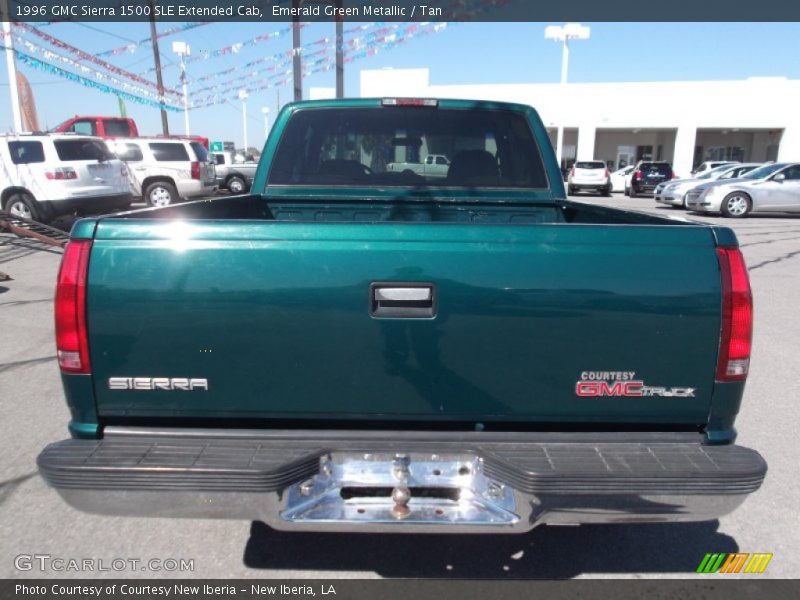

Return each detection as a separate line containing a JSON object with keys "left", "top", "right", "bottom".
{"left": 212, "top": 151, "right": 259, "bottom": 194}
{"left": 386, "top": 154, "right": 450, "bottom": 178}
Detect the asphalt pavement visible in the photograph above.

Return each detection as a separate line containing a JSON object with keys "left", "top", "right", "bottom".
{"left": 1, "top": 195, "right": 798, "bottom": 579}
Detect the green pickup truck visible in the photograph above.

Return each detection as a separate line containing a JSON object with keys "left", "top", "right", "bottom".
{"left": 39, "top": 98, "right": 766, "bottom": 533}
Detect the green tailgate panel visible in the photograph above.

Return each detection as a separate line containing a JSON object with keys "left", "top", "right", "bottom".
{"left": 88, "top": 221, "right": 720, "bottom": 425}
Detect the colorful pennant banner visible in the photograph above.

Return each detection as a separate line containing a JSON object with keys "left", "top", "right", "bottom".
{"left": 14, "top": 50, "right": 182, "bottom": 112}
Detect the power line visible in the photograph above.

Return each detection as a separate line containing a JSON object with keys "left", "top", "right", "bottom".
{"left": 73, "top": 22, "right": 139, "bottom": 44}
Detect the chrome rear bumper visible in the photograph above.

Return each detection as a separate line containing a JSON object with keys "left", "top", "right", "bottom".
{"left": 38, "top": 428, "right": 767, "bottom": 533}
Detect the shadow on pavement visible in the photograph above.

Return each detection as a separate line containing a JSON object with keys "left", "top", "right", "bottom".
{"left": 243, "top": 520, "right": 736, "bottom": 578}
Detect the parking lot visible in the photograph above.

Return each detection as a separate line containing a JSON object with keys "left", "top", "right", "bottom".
{"left": 1, "top": 194, "right": 798, "bottom": 579}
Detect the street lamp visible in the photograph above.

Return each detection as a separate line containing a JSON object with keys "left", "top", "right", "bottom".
{"left": 261, "top": 106, "right": 271, "bottom": 142}
{"left": 172, "top": 41, "right": 191, "bottom": 135}
{"left": 238, "top": 89, "right": 249, "bottom": 152}
{"left": 544, "top": 23, "right": 590, "bottom": 172}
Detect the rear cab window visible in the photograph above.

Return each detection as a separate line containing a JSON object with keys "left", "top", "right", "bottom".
{"left": 7, "top": 141, "right": 45, "bottom": 164}
{"left": 149, "top": 143, "right": 190, "bottom": 162}
{"left": 574, "top": 161, "right": 605, "bottom": 169}
{"left": 269, "top": 106, "right": 548, "bottom": 189}
{"left": 54, "top": 139, "right": 114, "bottom": 162}
{"left": 103, "top": 120, "right": 133, "bottom": 137}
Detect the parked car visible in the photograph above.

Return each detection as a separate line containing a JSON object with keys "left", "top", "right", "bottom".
{"left": 53, "top": 116, "right": 138, "bottom": 139}
{"left": 39, "top": 98, "right": 765, "bottom": 533}
{"left": 110, "top": 137, "right": 217, "bottom": 207}
{"left": 691, "top": 160, "right": 737, "bottom": 176}
{"left": 212, "top": 151, "right": 258, "bottom": 194}
{"left": 686, "top": 162, "right": 800, "bottom": 217}
{"left": 0, "top": 133, "right": 132, "bottom": 223}
{"left": 654, "top": 163, "right": 762, "bottom": 208}
{"left": 627, "top": 161, "right": 674, "bottom": 197}
{"left": 386, "top": 154, "right": 451, "bottom": 178}
{"left": 610, "top": 165, "right": 634, "bottom": 193}
{"left": 567, "top": 160, "right": 612, "bottom": 196}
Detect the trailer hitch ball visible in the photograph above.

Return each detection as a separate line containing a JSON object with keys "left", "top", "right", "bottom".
{"left": 391, "top": 485, "right": 411, "bottom": 519}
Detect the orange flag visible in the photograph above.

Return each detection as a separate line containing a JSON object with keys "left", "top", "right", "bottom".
{"left": 16, "top": 71, "right": 40, "bottom": 132}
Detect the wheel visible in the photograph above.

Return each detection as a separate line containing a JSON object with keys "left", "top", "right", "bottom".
{"left": 681, "top": 194, "right": 689, "bottom": 209}
{"left": 568, "top": 185, "right": 576, "bottom": 195}
{"left": 624, "top": 186, "right": 630, "bottom": 196}
{"left": 227, "top": 176, "right": 246, "bottom": 194}
{"left": 145, "top": 181, "right": 179, "bottom": 208}
{"left": 4, "top": 192, "right": 41, "bottom": 222}
{"left": 602, "top": 185, "right": 612, "bottom": 197}
{"left": 721, "top": 192, "right": 752, "bottom": 218}
{"left": 629, "top": 187, "right": 637, "bottom": 198}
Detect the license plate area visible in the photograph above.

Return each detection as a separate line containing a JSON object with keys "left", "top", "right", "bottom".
{"left": 281, "top": 453, "right": 519, "bottom": 527}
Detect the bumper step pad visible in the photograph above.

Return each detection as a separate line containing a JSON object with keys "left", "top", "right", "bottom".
{"left": 38, "top": 433, "right": 766, "bottom": 497}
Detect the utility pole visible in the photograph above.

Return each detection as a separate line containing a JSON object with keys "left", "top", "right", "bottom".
{"left": 292, "top": 0, "right": 302, "bottom": 101}
{"left": 148, "top": 0, "right": 169, "bottom": 135}
{"left": 1, "top": 0, "right": 22, "bottom": 132}
{"left": 335, "top": 0, "right": 344, "bottom": 98}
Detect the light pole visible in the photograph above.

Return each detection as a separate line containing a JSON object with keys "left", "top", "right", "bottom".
{"left": 261, "top": 106, "right": 270, "bottom": 142}
{"left": 544, "top": 23, "right": 590, "bottom": 174}
{"left": 172, "top": 41, "right": 191, "bottom": 135}
{"left": 238, "top": 89, "right": 249, "bottom": 152}
{"left": 1, "top": 0, "right": 22, "bottom": 132}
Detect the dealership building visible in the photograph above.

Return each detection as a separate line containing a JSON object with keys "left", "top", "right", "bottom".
{"left": 314, "top": 68, "right": 800, "bottom": 177}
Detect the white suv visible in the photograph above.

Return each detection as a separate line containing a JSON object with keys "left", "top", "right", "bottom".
{"left": 0, "top": 133, "right": 132, "bottom": 223}
{"left": 567, "top": 160, "right": 612, "bottom": 196}
{"left": 110, "top": 138, "right": 217, "bottom": 207}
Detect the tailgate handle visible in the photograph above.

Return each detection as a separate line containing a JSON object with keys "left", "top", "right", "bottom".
{"left": 370, "top": 283, "right": 436, "bottom": 318}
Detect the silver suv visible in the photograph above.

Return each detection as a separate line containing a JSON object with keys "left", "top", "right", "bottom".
{"left": 110, "top": 138, "right": 217, "bottom": 207}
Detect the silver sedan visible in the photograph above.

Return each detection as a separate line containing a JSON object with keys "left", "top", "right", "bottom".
{"left": 686, "top": 163, "right": 800, "bottom": 217}
{"left": 654, "top": 163, "right": 761, "bottom": 208}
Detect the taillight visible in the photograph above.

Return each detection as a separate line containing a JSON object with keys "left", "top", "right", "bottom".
{"left": 190, "top": 161, "right": 200, "bottom": 179}
{"left": 569, "top": 167, "right": 575, "bottom": 178}
{"left": 634, "top": 171, "right": 642, "bottom": 181}
{"left": 55, "top": 240, "right": 92, "bottom": 374}
{"left": 604, "top": 168, "right": 610, "bottom": 178}
{"left": 716, "top": 247, "right": 753, "bottom": 381}
{"left": 672, "top": 172, "right": 679, "bottom": 179}
{"left": 45, "top": 167, "right": 78, "bottom": 180}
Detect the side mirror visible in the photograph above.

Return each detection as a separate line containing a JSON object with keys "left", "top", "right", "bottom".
{"left": 773, "top": 173, "right": 786, "bottom": 182}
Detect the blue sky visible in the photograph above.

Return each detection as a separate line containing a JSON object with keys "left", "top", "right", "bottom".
{"left": 2, "top": 22, "right": 799, "bottom": 147}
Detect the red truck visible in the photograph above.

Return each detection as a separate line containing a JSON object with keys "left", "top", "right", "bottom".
{"left": 53, "top": 117, "right": 209, "bottom": 150}
{"left": 53, "top": 116, "right": 138, "bottom": 138}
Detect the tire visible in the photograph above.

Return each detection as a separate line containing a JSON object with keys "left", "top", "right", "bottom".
{"left": 227, "top": 176, "right": 246, "bottom": 195}
{"left": 629, "top": 187, "right": 637, "bottom": 198}
{"left": 144, "top": 181, "right": 179, "bottom": 208}
{"left": 602, "top": 184, "right": 612, "bottom": 197}
{"left": 4, "top": 192, "right": 42, "bottom": 222}
{"left": 567, "top": 185, "right": 576, "bottom": 195}
{"left": 720, "top": 192, "right": 752, "bottom": 218}
{"left": 624, "top": 186, "right": 630, "bottom": 196}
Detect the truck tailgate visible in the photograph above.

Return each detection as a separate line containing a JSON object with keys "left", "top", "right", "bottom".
{"left": 87, "top": 221, "right": 721, "bottom": 426}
